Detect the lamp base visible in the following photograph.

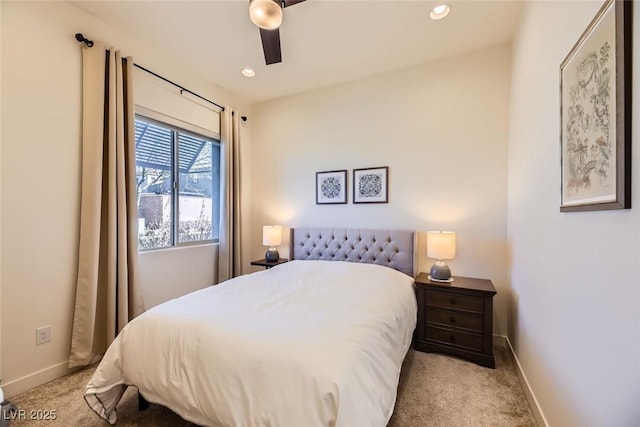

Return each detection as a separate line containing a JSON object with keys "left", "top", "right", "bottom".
{"left": 265, "top": 248, "right": 280, "bottom": 262}
{"left": 429, "top": 260, "right": 451, "bottom": 281}
{"left": 428, "top": 275, "right": 455, "bottom": 283}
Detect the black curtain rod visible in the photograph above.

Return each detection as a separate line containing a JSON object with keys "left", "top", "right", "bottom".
{"left": 133, "top": 64, "right": 225, "bottom": 112}
{"left": 75, "top": 33, "right": 225, "bottom": 112}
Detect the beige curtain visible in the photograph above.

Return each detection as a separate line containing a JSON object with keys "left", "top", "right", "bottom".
{"left": 217, "top": 110, "right": 242, "bottom": 282}
{"left": 69, "top": 43, "right": 144, "bottom": 368}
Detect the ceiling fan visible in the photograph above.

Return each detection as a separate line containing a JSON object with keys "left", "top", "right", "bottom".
{"left": 249, "top": 0, "right": 308, "bottom": 65}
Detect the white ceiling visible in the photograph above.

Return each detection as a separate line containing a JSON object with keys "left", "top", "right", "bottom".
{"left": 71, "top": 0, "right": 523, "bottom": 104}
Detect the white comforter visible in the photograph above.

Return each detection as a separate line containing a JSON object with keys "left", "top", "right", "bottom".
{"left": 85, "top": 260, "right": 417, "bottom": 426}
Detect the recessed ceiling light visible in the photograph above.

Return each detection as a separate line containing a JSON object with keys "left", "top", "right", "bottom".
{"left": 241, "top": 68, "right": 256, "bottom": 77}
{"left": 430, "top": 4, "right": 450, "bottom": 20}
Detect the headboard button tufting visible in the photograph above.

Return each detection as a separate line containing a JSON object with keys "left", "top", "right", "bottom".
{"left": 292, "top": 228, "right": 414, "bottom": 277}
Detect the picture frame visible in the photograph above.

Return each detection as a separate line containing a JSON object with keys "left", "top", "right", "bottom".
{"left": 316, "top": 170, "right": 347, "bottom": 204}
{"left": 353, "top": 166, "right": 388, "bottom": 204}
{"left": 560, "top": 0, "right": 632, "bottom": 212}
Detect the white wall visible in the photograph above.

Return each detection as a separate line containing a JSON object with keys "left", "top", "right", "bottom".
{"left": 249, "top": 45, "right": 511, "bottom": 335}
{"left": 0, "top": 0, "right": 249, "bottom": 397}
{"left": 508, "top": 2, "right": 640, "bottom": 426}
{"left": 138, "top": 245, "right": 218, "bottom": 309}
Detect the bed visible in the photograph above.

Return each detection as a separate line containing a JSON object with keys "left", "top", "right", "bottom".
{"left": 85, "top": 227, "right": 417, "bottom": 426}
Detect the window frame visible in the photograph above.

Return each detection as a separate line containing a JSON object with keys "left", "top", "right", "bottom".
{"left": 135, "top": 111, "right": 221, "bottom": 251}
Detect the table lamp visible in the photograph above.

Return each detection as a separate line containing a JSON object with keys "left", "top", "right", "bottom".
{"left": 263, "top": 225, "right": 282, "bottom": 262}
{"left": 427, "top": 231, "right": 456, "bottom": 282}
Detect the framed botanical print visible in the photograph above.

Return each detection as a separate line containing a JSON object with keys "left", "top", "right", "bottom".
{"left": 316, "top": 170, "right": 347, "bottom": 204}
{"left": 353, "top": 167, "right": 388, "bottom": 204}
{"left": 560, "top": 0, "right": 632, "bottom": 211}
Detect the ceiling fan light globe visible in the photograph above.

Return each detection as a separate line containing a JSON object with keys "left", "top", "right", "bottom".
{"left": 249, "top": 0, "right": 283, "bottom": 30}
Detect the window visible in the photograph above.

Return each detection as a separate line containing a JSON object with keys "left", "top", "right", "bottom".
{"left": 135, "top": 115, "right": 221, "bottom": 250}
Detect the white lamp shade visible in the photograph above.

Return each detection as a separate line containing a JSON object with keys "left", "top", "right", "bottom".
{"left": 249, "top": 0, "right": 283, "bottom": 30}
{"left": 427, "top": 231, "right": 456, "bottom": 260}
{"left": 263, "top": 225, "right": 282, "bottom": 247}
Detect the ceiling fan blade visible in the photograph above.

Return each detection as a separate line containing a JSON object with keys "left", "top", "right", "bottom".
{"left": 283, "top": 0, "right": 306, "bottom": 7}
{"left": 260, "top": 28, "right": 282, "bottom": 65}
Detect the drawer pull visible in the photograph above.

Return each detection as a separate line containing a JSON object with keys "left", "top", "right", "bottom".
{"left": 449, "top": 335, "right": 456, "bottom": 342}
{"left": 450, "top": 316, "right": 456, "bottom": 323}
{"left": 449, "top": 298, "right": 456, "bottom": 305}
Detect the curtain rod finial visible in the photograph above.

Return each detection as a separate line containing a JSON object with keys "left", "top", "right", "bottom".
{"left": 75, "top": 33, "right": 94, "bottom": 47}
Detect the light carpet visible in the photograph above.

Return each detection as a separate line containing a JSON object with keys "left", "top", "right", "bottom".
{"left": 8, "top": 346, "right": 537, "bottom": 426}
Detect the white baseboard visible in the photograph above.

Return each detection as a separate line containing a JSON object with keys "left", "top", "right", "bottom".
{"left": 497, "top": 334, "right": 549, "bottom": 427}
{"left": 493, "top": 334, "right": 507, "bottom": 347}
{"left": 2, "top": 360, "right": 77, "bottom": 399}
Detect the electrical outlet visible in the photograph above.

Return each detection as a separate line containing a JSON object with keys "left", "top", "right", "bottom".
{"left": 36, "top": 326, "right": 51, "bottom": 345}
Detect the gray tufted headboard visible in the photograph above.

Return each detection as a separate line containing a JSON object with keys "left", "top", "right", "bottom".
{"left": 290, "top": 228, "right": 415, "bottom": 277}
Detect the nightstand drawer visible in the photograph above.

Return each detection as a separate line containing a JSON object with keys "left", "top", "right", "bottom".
{"left": 425, "top": 290, "right": 484, "bottom": 313}
{"left": 426, "top": 327, "right": 484, "bottom": 352}
{"left": 426, "top": 308, "right": 483, "bottom": 332}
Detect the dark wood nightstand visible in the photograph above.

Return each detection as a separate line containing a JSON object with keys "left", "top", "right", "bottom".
{"left": 250, "top": 258, "right": 289, "bottom": 269}
{"left": 414, "top": 273, "right": 497, "bottom": 368}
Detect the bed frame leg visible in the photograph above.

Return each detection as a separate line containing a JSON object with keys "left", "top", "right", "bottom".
{"left": 138, "top": 392, "right": 149, "bottom": 411}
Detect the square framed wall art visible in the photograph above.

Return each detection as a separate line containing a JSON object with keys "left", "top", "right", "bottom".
{"left": 353, "top": 166, "right": 388, "bottom": 204}
{"left": 559, "top": 0, "right": 632, "bottom": 212}
{"left": 316, "top": 170, "right": 347, "bottom": 204}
